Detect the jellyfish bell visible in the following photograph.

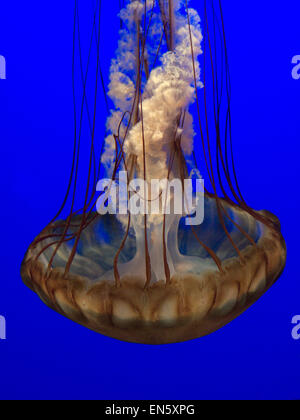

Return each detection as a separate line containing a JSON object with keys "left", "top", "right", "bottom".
{"left": 21, "top": 0, "right": 286, "bottom": 344}
{"left": 22, "top": 202, "right": 286, "bottom": 344}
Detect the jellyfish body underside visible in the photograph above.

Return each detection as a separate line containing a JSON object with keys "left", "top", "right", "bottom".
{"left": 21, "top": 196, "right": 286, "bottom": 344}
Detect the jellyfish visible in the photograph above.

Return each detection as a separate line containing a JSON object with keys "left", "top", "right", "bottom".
{"left": 21, "top": 0, "right": 286, "bottom": 344}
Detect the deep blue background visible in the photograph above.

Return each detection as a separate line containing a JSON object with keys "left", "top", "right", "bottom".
{"left": 0, "top": 0, "right": 299, "bottom": 400}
